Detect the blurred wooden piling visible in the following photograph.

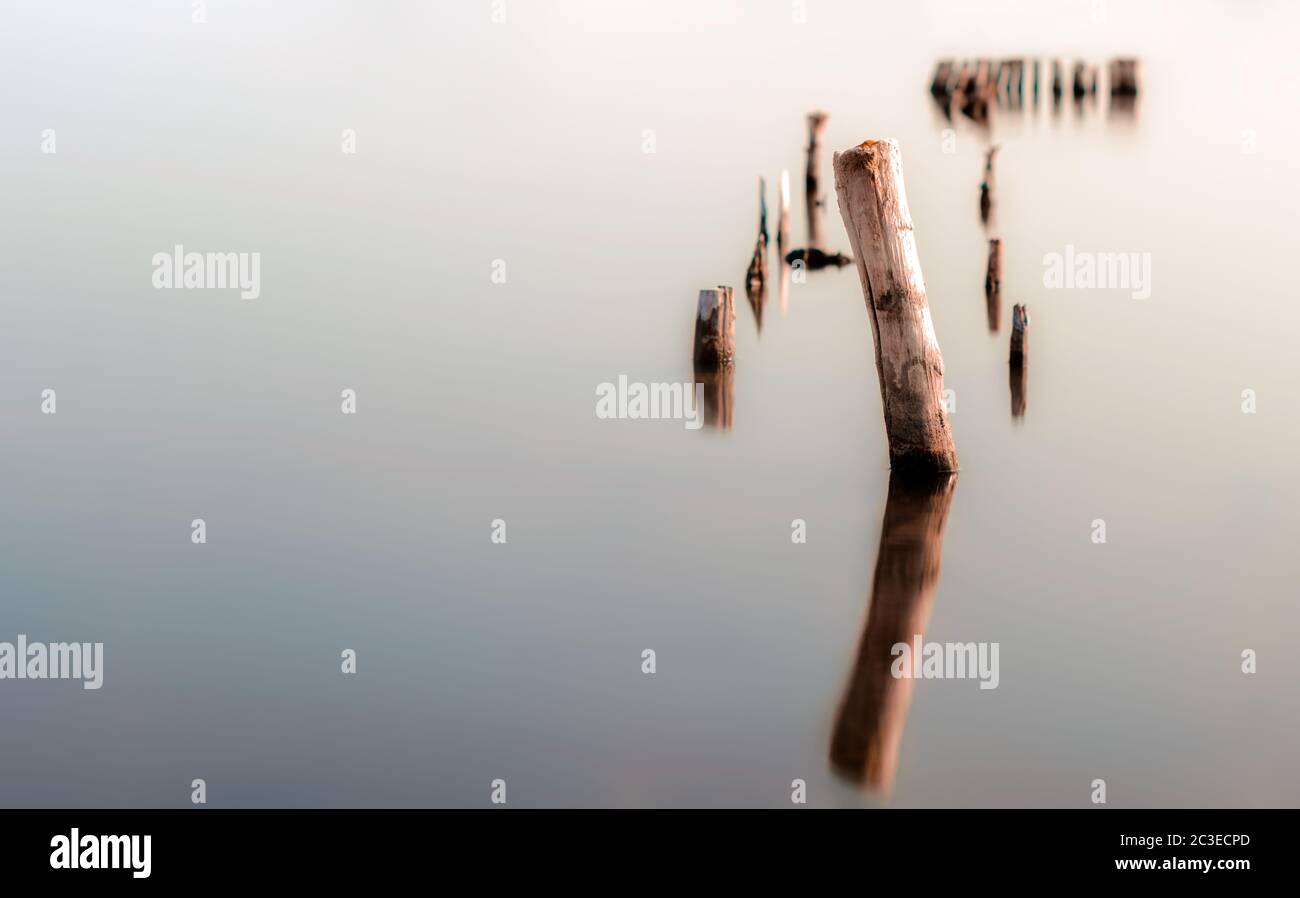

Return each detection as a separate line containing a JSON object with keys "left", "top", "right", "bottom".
{"left": 1010, "top": 304, "right": 1028, "bottom": 417}
{"left": 1109, "top": 58, "right": 1140, "bottom": 97}
{"left": 985, "top": 238, "right": 1003, "bottom": 295}
{"left": 833, "top": 139, "right": 959, "bottom": 474}
{"left": 745, "top": 178, "right": 768, "bottom": 296}
{"left": 980, "top": 145, "right": 998, "bottom": 224}
{"left": 1010, "top": 303, "right": 1029, "bottom": 363}
{"left": 1072, "top": 60, "right": 1087, "bottom": 99}
{"left": 777, "top": 169, "right": 791, "bottom": 255}
{"left": 805, "top": 111, "right": 829, "bottom": 248}
{"left": 693, "top": 287, "right": 736, "bottom": 369}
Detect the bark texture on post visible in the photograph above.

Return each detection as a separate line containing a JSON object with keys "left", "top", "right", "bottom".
{"left": 693, "top": 286, "right": 736, "bottom": 369}
{"left": 833, "top": 140, "right": 958, "bottom": 474}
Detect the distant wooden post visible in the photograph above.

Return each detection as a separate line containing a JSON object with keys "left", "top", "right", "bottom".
{"left": 1010, "top": 303, "right": 1029, "bottom": 363}
{"left": 980, "top": 145, "right": 998, "bottom": 224}
{"left": 805, "top": 111, "right": 829, "bottom": 248}
{"left": 833, "top": 140, "right": 959, "bottom": 473}
{"left": 745, "top": 179, "right": 768, "bottom": 296}
{"left": 777, "top": 169, "right": 791, "bottom": 255}
{"left": 693, "top": 287, "right": 736, "bottom": 369}
{"left": 1109, "top": 58, "right": 1140, "bottom": 97}
{"left": 1010, "top": 303, "right": 1028, "bottom": 416}
{"left": 985, "top": 238, "right": 1002, "bottom": 295}
{"left": 778, "top": 169, "right": 791, "bottom": 315}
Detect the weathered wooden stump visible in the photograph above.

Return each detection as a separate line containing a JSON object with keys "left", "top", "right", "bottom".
{"left": 693, "top": 286, "right": 736, "bottom": 369}
{"left": 833, "top": 139, "right": 959, "bottom": 474}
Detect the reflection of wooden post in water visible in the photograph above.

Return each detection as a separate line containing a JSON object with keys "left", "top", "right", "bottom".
{"left": 830, "top": 471, "right": 957, "bottom": 790}
{"left": 693, "top": 287, "right": 736, "bottom": 369}
{"left": 1010, "top": 303, "right": 1028, "bottom": 418}
{"left": 833, "top": 140, "right": 959, "bottom": 474}
{"left": 985, "top": 238, "right": 1002, "bottom": 333}
{"left": 692, "top": 362, "right": 734, "bottom": 429}
{"left": 805, "top": 111, "right": 829, "bottom": 249}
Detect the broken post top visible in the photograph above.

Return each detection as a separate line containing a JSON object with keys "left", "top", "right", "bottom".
{"left": 831, "top": 139, "right": 927, "bottom": 304}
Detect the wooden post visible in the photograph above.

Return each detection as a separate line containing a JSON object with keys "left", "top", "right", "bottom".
{"left": 830, "top": 470, "right": 957, "bottom": 789}
{"left": 833, "top": 139, "right": 959, "bottom": 473}
{"left": 778, "top": 169, "right": 791, "bottom": 315}
{"left": 1010, "top": 303, "right": 1028, "bottom": 417}
{"left": 805, "top": 111, "right": 829, "bottom": 248}
{"left": 777, "top": 169, "right": 791, "bottom": 255}
{"left": 1010, "top": 302, "right": 1028, "bottom": 363}
{"left": 693, "top": 287, "right": 736, "bottom": 369}
{"left": 985, "top": 238, "right": 1002, "bottom": 295}
{"left": 930, "top": 60, "right": 954, "bottom": 100}
{"left": 980, "top": 144, "right": 998, "bottom": 225}
{"left": 1109, "top": 58, "right": 1140, "bottom": 97}
{"left": 745, "top": 178, "right": 768, "bottom": 330}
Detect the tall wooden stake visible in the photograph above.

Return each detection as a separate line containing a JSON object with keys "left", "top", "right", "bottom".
{"left": 833, "top": 139, "right": 959, "bottom": 473}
